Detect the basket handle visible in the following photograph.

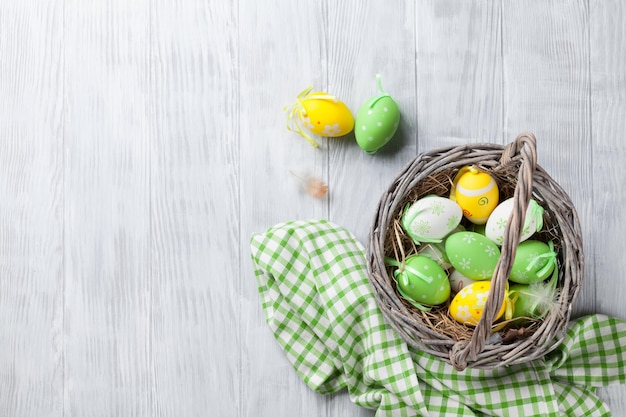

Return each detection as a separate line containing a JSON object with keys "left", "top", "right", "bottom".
{"left": 450, "top": 132, "right": 538, "bottom": 370}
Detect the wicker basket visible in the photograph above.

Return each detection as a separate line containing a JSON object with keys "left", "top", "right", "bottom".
{"left": 366, "top": 133, "right": 583, "bottom": 370}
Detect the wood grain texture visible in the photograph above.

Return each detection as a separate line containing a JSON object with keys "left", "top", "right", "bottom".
{"left": 150, "top": 1, "right": 239, "bottom": 416}
{"left": 589, "top": 0, "right": 626, "bottom": 411}
{"left": 0, "top": 2, "right": 64, "bottom": 417}
{"left": 1, "top": 1, "right": 626, "bottom": 416}
{"left": 63, "top": 1, "right": 153, "bottom": 415}
{"left": 501, "top": 0, "right": 595, "bottom": 317}
{"left": 238, "top": 1, "right": 332, "bottom": 415}
{"left": 416, "top": 0, "right": 504, "bottom": 150}
{"left": 326, "top": 0, "right": 417, "bottom": 247}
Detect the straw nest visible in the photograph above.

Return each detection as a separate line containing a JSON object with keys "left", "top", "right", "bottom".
{"left": 366, "top": 133, "right": 583, "bottom": 370}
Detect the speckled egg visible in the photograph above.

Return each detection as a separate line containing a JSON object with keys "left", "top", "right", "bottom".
{"left": 354, "top": 76, "right": 400, "bottom": 154}
{"left": 394, "top": 254, "right": 451, "bottom": 308}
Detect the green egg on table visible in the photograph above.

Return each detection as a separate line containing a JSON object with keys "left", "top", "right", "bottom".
{"left": 445, "top": 231, "right": 501, "bottom": 280}
{"left": 509, "top": 240, "right": 557, "bottom": 284}
{"left": 354, "top": 74, "right": 400, "bottom": 154}
{"left": 391, "top": 254, "right": 450, "bottom": 309}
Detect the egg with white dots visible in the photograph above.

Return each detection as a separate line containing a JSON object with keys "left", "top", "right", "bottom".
{"left": 354, "top": 74, "right": 400, "bottom": 154}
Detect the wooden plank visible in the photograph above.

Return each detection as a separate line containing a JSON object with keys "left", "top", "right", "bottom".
{"left": 589, "top": 0, "right": 626, "bottom": 410}
{"left": 0, "top": 2, "right": 64, "bottom": 417}
{"left": 326, "top": 0, "right": 418, "bottom": 246}
{"left": 238, "top": 1, "right": 332, "bottom": 416}
{"left": 149, "top": 1, "right": 240, "bottom": 416}
{"left": 63, "top": 1, "right": 153, "bottom": 415}
{"left": 501, "top": 0, "right": 594, "bottom": 316}
{"left": 588, "top": 0, "right": 626, "bottom": 320}
{"left": 324, "top": 1, "right": 418, "bottom": 412}
{"left": 416, "top": 0, "right": 504, "bottom": 150}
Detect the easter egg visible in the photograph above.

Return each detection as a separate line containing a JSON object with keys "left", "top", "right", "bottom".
{"left": 509, "top": 240, "right": 557, "bottom": 284}
{"left": 418, "top": 242, "right": 452, "bottom": 270}
{"left": 445, "top": 231, "right": 501, "bottom": 280}
{"left": 449, "top": 280, "right": 506, "bottom": 326}
{"left": 448, "top": 269, "right": 481, "bottom": 294}
{"left": 355, "top": 75, "right": 400, "bottom": 154}
{"left": 394, "top": 254, "right": 450, "bottom": 307}
{"left": 469, "top": 223, "right": 487, "bottom": 235}
{"left": 284, "top": 86, "right": 355, "bottom": 147}
{"left": 510, "top": 283, "right": 553, "bottom": 320}
{"left": 301, "top": 95, "right": 354, "bottom": 137}
{"left": 453, "top": 167, "right": 499, "bottom": 224}
{"left": 485, "top": 198, "right": 544, "bottom": 246}
{"left": 401, "top": 196, "right": 463, "bottom": 244}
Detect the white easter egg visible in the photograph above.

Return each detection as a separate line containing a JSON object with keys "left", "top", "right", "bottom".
{"left": 485, "top": 198, "right": 544, "bottom": 246}
{"left": 448, "top": 269, "right": 481, "bottom": 294}
{"left": 401, "top": 196, "right": 463, "bottom": 244}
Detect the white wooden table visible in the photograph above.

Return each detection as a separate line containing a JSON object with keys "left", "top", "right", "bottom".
{"left": 1, "top": 1, "right": 625, "bottom": 416}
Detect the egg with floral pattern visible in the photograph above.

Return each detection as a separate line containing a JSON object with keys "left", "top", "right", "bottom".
{"left": 401, "top": 196, "right": 463, "bottom": 245}
{"left": 485, "top": 198, "right": 544, "bottom": 246}
{"left": 445, "top": 231, "right": 501, "bottom": 280}
{"left": 284, "top": 86, "right": 355, "bottom": 147}
{"left": 449, "top": 280, "right": 506, "bottom": 326}
{"left": 300, "top": 93, "right": 354, "bottom": 137}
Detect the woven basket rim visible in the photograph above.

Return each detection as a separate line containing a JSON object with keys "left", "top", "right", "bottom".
{"left": 366, "top": 133, "right": 584, "bottom": 370}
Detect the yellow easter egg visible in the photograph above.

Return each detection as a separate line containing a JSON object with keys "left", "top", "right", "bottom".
{"left": 449, "top": 281, "right": 506, "bottom": 326}
{"left": 454, "top": 168, "right": 499, "bottom": 225}
{"left": 301, "top": 94, "right": 355, "bottom": 137}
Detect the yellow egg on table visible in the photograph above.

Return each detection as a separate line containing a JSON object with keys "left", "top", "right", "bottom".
{"left": 452, "top": 166, "right": 499, "bottom": 225}
{"left": 449, "top": 280, "right": 506, "bottom": 326}
{"left": 300, "top": 94, "right": 354, "bottom": 137}
{"left": 284, "top": 86, "right": 355, "bottom": 147}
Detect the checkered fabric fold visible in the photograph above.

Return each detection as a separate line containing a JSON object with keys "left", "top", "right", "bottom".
{"left": 250, "top": 219, "right": 626, "bottom": 416}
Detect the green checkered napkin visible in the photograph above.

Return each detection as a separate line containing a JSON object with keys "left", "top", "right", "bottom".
{"left": 250, "top": 219, "right": 626, "bottom": 416}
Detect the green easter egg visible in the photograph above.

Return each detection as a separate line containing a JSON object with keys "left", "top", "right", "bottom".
{"left": 445, "top": 231, "right": 501, "bottom": 280}
{"left": 510, "top": 283, "right": 551, "bottom": 320}
{"left": 395, "top": 254, "right": 450, "bottom": 306}
{"left": 354, "top": 75, "right": 400, "bottom": 154}
{"left": 355, "top": 95, "right": 400, "bottom": 154}
{"left": 509, "top": 240, "right": 557, "bottom": 284}
{"left": 418, "top": 242, "right": 452, "bottom": 270}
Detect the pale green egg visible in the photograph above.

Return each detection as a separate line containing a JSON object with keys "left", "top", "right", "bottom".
{"left": 445, "top": 231, "right": 501, "bottom": 280}
{"left": 354, "top": 75, "right": 400, "bottom": 154}
{"left": 394, "top": 254, "right": 450, "bottom": 307}
{"left": 509, "top": 240, "right": 557, "bottom": 284}
{"left": 510, "top": 283, "right": 552, "bottom": 320}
